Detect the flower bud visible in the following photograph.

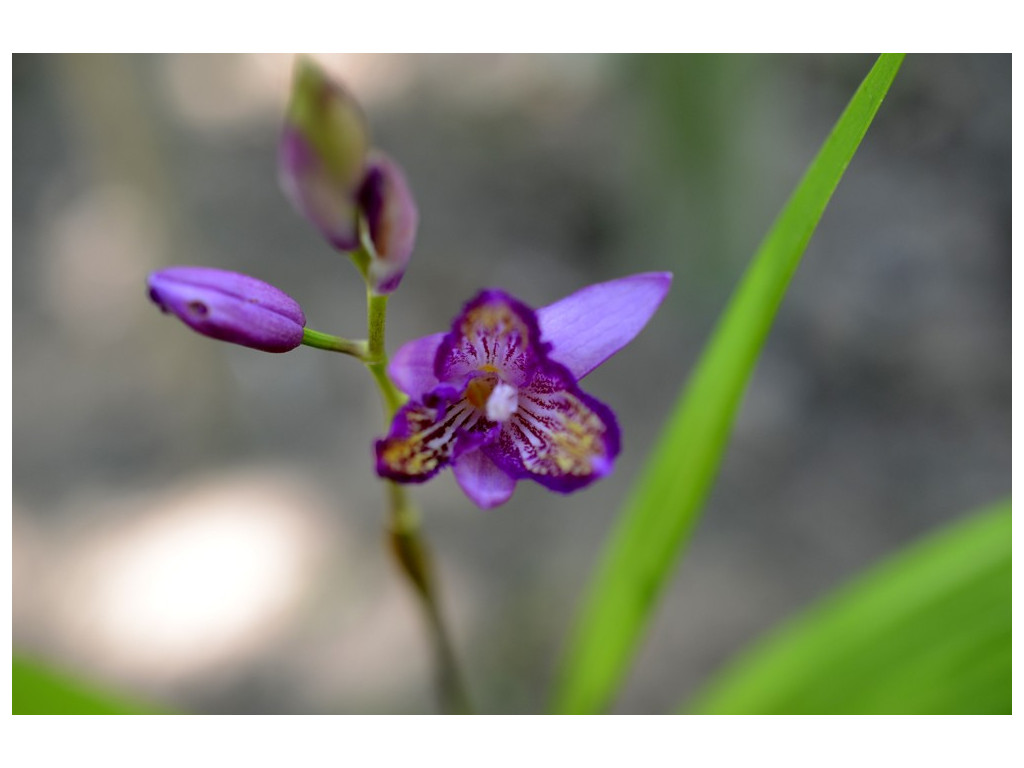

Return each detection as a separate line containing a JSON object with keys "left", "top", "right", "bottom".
{"left": 279, "top": 56, "right": 370, "bottom": 251}
{"left": 359, "top": 152, "right": 419, "bottom": 294}
{"left": 147, "top": 267, "right": 306, "bottom": 353}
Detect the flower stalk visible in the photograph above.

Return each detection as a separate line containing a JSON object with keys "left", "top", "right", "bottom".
{"left": 365, "top": 291, "right": 409, "bottom": 421}
{"left": 388, "top": 521, "right": 472, "bottom": 715}
{"left": 300, "top": 328, "right": 368, "bottom": 358}
{"left": 149, "top": 58, "right": 469, "bottom": 714}
{"left": 364, "top": 285, "right": 473, "bottom": 715}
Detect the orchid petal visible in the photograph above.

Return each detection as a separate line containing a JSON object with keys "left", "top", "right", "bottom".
{"left": 452, "top": 449, "right": 517, "bottom": 509}
{"left": 375, "top": 401, "right": 452, "bottom": 483}
{"left": 376, "top": 388, "right": 494, "bottom": 483}
{"left": 388, "top": 332, "right": 445, "bottom": 399}
{"left": 435, "top": 290, "right": 546, "bottom": 388}
{"left": 486, "top": 360, "right": 621, "bottom": 493}
{"left": 537, "top": 272, "right": 673, "bottom": 379}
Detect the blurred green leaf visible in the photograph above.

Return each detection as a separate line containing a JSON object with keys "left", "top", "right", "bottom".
{"left": 686, "top": 499, "right": 1010, "bottom": 714}
{"left": 13, "top": 655, "right": 162, "bottom": 714}
{"left": 552, "top": 54, "right": 906, "bottom": 714}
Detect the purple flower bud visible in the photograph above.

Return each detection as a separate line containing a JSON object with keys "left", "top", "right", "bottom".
{"left": 147, "top": 267, "right": 306, "bottom": 353}
{"left": 359, "top": 152, "right": 419, "bottom": 294}
{"left": 279, "top": 56, "right": 370, "bottom": 251}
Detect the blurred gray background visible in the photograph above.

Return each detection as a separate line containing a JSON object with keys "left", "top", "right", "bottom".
{"left": 12, "top": 53, "right": 1010, "bottom": 714}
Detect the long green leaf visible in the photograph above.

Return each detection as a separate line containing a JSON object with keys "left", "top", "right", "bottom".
{"left": 12, "top": 655, "right": 162, "bottom": 714}
{"left": 553, "top": 54, "right": 906, "bottom": 714}
{"left": 685, "top": 499, "right": 1010, "bottom": 714}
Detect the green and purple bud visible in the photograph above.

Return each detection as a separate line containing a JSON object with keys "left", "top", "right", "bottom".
{"left": 360, "top": 152, "right": 419, "bottom": 294}
{"left": 147, "top": 266, "right": 306, "bottom": 353}
{"left": 279, "top": 56, "right": 370, "bottom": 251}
{"left": 279, "top": 56, "right": 419, "bottom": 294}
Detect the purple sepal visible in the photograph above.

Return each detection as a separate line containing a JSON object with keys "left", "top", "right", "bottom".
{"left": 147, "top": 266, "right": 306, "bottom": 353}
{"left": 537, "top": 271, "right": 673, "bottom": 379}
{"left": 389, "top": 332, "right": 445, "bottom": 400}
{"left": 359, "top": 152, "right": 419, "bottom": 294}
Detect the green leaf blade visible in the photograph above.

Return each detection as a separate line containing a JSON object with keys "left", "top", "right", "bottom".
{"left": 13, "top": 655, "right": 164, "bottom": 715}
{"left": 685, "top": 500, "right": 1010, "bottom": 714}
{"left": 552, "top": 54, "right": 906, "bottom": 715}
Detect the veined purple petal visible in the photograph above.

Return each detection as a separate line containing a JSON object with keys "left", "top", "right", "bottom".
{"left": 435, "top": 290, "right": 549, "bottom": 389}
{"left": 147, "top": 266, "right": 305, "bottom": 353}
{"left": 359, "top": 152, "right": 419, "bottom": 294}
{"left": 389, "top": 332, "right": 445, "bottom": 399}
{"left": 537, "top": 272, "right": 673, "bottom": 379}
{"left": 452, "top": 449, "right": 517, "bottom": 509}
{"left": 485, "top": 359, "right": 620, "bottom": 493}
{"left": 375, "top": 389, "right": 495, "bottom": 483}
{"left": 375, "top": 401, "right": 452, "bottom": 483}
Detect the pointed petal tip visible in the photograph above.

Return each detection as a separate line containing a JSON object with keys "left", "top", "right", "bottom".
{"left": 616, "top": 270, "right": 674, "bottom": 301}
{"left": 537, "top": 271, "right": 674, "bottom": 379}
{"left": 648, "top": 270, "right": 674, "bottom": 288}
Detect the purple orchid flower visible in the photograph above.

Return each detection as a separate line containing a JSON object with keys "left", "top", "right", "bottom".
{"left": 147, "top": 266, "right": 306, "bottom": 353}
{"left": 376, "top": 272, "right": 672, "bottom": 508}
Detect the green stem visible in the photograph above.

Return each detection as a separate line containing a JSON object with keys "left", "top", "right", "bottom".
{"left": 364, "top": 286, "right": 473, "bottom": 714}
{"left": 388, "top": 512, "right": 473, "bottom": 715}
{"left": 301, "top": 328, "right": 369, "bottom": 358}
{"left": 365, "top": 291, "right": 407, "bottom": 417}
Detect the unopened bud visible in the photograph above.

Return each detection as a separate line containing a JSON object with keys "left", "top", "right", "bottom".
{"left": 147, "top": 266, "right": 306, "bottom": 353}
{"left": 279, "top": 56, "right": 369, "bottom": 251}
{"left": 359, "top": 152, "right": 419, "bottom": 294}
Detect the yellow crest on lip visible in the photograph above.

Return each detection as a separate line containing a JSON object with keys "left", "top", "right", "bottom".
{"left": 461, "top": 303, "right": 530, "bottom": 348}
